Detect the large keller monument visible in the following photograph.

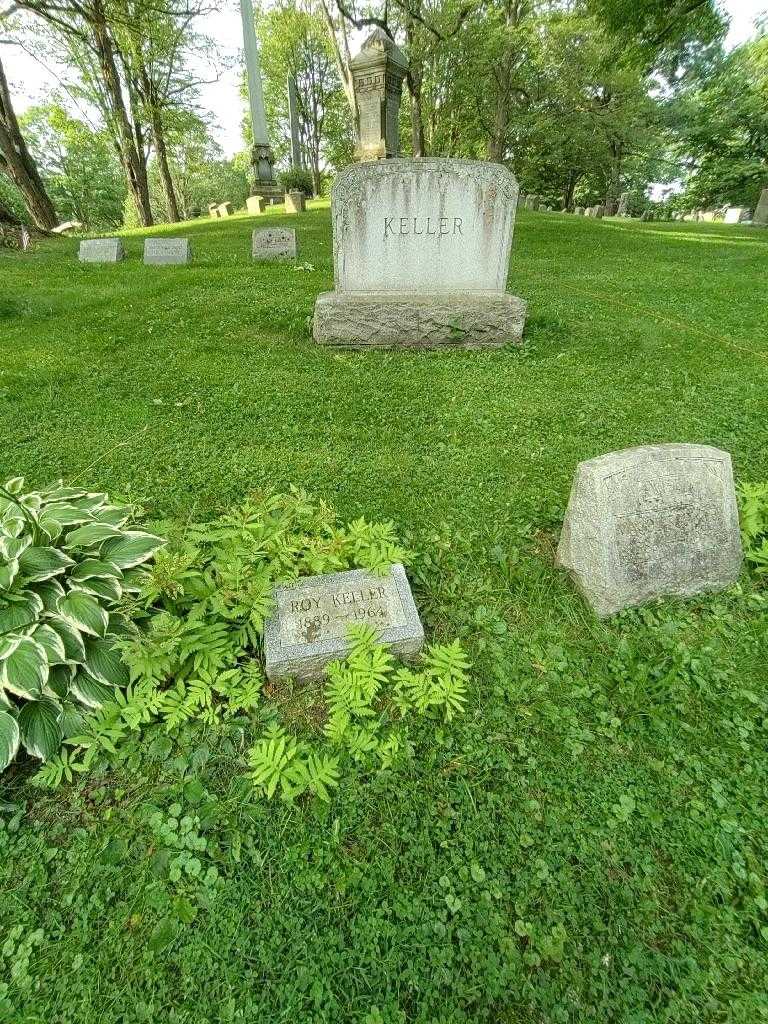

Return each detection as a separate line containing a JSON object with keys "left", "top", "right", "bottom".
{"left": 239, "top": 0, "right": 282, "bottom": 203}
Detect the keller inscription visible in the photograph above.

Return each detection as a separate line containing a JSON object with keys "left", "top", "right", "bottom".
{"left": 557, "top": 444, "right": 742, "bottom": 617}
{"left": 264, "top": 564, "right": 424, "bottom": 682}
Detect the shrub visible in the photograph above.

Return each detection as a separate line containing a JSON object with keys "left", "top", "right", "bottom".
{"left": 739, "top": 481, "right": 768, "bottom": 576}
{"left": 0, "top": 477, "right": 164, "bottom": 772}
{"left": 279, "top": 168, "right": 314, "bottom": 196}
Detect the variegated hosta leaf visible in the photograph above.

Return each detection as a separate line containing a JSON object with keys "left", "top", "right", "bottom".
{"left": 0, "top": 633, "right": 23, "bottom": 661}
{"left": 30, "top": 578, "right": 66, "bottom": 613}
{"left": 0, "top": 559, "right": 19, "bottom": 591}
{"left": 57, "top": 591, "right": 109, "bottom": 638}
{"left": 70, "top": 559, "right": 123, "bottom": 582}
{"left": 18, "top": 697, "right": 62, "bottom": 760}
{"left": 0, "top": 708, "right": 20, "bottom": 771}
{"left": 83, "top": 637, "right": 130, "bottom": 687}
{"left": 60, "top": 700, "right": 87, "bottom": 738}
{"left": 45, "top": 616, "right": 86, "bottom": 663}
{"left": 47, "top": 663, "right": 75, "bottom": 699}
{"left": 0, "top": 533, "right": 31, "bottom": 561}
{"left": 0, "top": 591, "right": 43, "bottom": 633}
{"left": 0, "top": 636, "right": 49, "bottom": 698}
{"left": 69, "top": 670, "right": 115, "bottom": 709}
{"left": 33, "top": 623, "right": 67, "bottom": 664}
{"left": 37, "top": 506, "right": 93, "bottom": 538}
{"left": 40, "top": 486, "right": 92, "bottom": 502}
{"left": 92, "top": 505, "right": 133, "bottom": 528}
{"left": 2, "top": 477, "right": 24, "bottom": 494}
{"left": 63, "top": 523, "right": 125, "bottom": 550}
{"left": 18, "top": 545, "right": 75, "bottom": 583}
{"left": 100, "top": 532, "right": 165, "bottom": 570}
{"left": 72, "top": 577, "right": 122, "bottom": 604}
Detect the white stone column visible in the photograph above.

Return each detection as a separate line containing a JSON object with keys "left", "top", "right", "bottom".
{"left": 239, "top": 0, "right": 281, "bottom": 199}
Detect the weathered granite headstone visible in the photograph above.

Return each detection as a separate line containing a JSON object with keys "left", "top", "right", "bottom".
{"left": 351, "top": 28, "right": 409, "bottom": 161}
{"left": 217, "top": 202, "right": 234, "bottom": 218}
{"left": 557, "top": 443, "right": 742, "bottom": 618}
{"left": 264, "top": 564, "right": 424, "bottom": 682}
{"left": 594, "top": 205, "right": 604, "bottom": 219}
{"left": 604, "top": 199, "right": 618, "bottom": 216}
{"left": 246, "top": 195, "right": 266, "bottom": 215}
{"left": 285, "top": 190, "right": 306, "bottom": 213}
{"left": 143, "top": 238, "right": 191, "bottom": 265}
{"left": 753, "top": 188, "right": 768, "bottom": 226}
{"left": 313, "top": 158, "right": 526, "bottom": 349}
{"left": 252, "top": 227, "right": 297, "bottom": 261}
{"left": 724, "top": 207, "right": 750, "bottom": 224}
{"left": 617, "top": 192, "right": 630, "bottom": 217}
{"left": 208, "top": 203, "right": 220, "bottom": 218}
{"left": 574, "top": 206, "right": 585, "bottom": 216}
{"left": 79, "top": 238, "right": 124, "bottom": 263}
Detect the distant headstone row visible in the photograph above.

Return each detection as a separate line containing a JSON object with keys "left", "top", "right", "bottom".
{"left": 263, "top": 442, "right": 742, "bottom": 682}
{"left": 79, "top": 230, "right": 298, "bottom": 265}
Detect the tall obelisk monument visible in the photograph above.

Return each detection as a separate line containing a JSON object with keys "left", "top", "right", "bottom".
{"left": 240, "top": 0, "right": 282, "bottom": 201}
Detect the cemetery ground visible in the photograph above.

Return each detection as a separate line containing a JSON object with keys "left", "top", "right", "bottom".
{"left": 2, "top": 204, "right": 768, "bottom": 1023}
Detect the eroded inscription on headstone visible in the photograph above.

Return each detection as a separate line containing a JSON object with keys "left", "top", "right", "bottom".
{"left": 264, "top": 564, "right": 424, "bottom": 681}
{"left": 143, "top": 238, "right": 191, "bottom": 265}
{"left": 252, "top": 227, "right": 296, "bottom": 260}
{"left": 557, "top": 444, "right": 742, "bottom": 617}
{"left": 79, "top": 238, "right": 124, "bottom": 263}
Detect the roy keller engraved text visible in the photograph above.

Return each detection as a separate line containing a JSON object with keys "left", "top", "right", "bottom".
{"left": 384, "top": 216, "right": 464, "bottom": 239}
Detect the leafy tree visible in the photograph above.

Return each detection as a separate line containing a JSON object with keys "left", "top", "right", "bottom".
{"left": 20, "top": 101, "right": 126, "bottom": 227}
{"left": 258, "top": 0, "right": 351, "bottom": 194}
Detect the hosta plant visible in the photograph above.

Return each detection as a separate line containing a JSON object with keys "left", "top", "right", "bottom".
{"left": 0, "top": 476, "right": 164, "bottom": 772}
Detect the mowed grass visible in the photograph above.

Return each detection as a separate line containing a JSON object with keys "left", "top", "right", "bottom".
{"left": 1, "top": 204, "right": 768, "bottom": 1023}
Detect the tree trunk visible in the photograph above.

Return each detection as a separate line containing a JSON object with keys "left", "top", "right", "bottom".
{"left": 486, "top": 0, "right": 526, "bottom": 162}
{"left": 0, "top": 55, "right": 58, "bottom": 230}
{"left": 92, "top": 7, "right": 153, "bottom": 226}
{"left": 148, "top": 103, "right": 180, "bottom": 222}
{"left": 405, "top": 14, "right": 426, "bottom": 157}
{"left": 563, "top": 168, "right": 581, "bottom": 210}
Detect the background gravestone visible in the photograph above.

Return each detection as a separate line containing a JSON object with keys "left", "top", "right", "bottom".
{"left": 753, "top": 188, "right": 768, "bottom": 226}
{"left": 313, "top": 158, "right": 526, "bottom": 349}
{"left": 246, "top": 195, "right": 266, "bottom": 214}
{"left": 264, "top": 564, "right": 424, "bottom": 682}
{"left": 143, "top": 238, "right": 191, "bottom": 265}
{"left": 350, "top": 29, "right": 409, "bottom": 161}
{"left": 557, "top": 443, "right": 742, "bottom": 617}
{"left": 285, "top": 190, "right": 306, "bottom": 213}
{"left": 217, "top": 202, "right": 233, "bottom": 218}
{"left": 724, "top": 207, "right": 750, "bottom": 224}
{"left": 79, "top": 238, "right": 124, "bottom": 263}
{"left": 208, "top": 203, "right": 220, "bottom": 218}
{"left": 252, "top": 227, "right": 296, "bottom": 260}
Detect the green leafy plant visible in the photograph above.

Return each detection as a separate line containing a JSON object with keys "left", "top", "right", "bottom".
{"left": 0, "top": 476, "right": 164, "bottom": 772}
{"left": 279, "top": 167, "right": 314, "bottom": 196}
{"left": 739, "top": 482, "right": 768, "bottom": 576}
{"left": 249, "top": 625, "right": 470, "bottom": 802}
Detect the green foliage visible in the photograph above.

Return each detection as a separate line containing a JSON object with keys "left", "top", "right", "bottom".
{"left": 279, "top": 167, "right": 315, "bottom": 196}
{"left": 247, "top": 625, "right": 470, "bottom": 802}
{"left": 739, "top": 482, "right": 768, "bottom": 576}
{"left": 0, "top": 476, "right": 163, "bottom": 772}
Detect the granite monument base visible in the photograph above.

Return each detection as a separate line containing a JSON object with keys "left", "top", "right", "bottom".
{"left": 313, "top": 291, "right": 526, "bottom": 349}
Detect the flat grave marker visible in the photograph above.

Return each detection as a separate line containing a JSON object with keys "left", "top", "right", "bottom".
{"left": 79, "top": 238, "right": 124, "bottom": 263}
{"left": 143, "top": 238, "right": 191, "bottom": 265}
{"left": 264, "top": 564, "right": 424, "bottom": 682}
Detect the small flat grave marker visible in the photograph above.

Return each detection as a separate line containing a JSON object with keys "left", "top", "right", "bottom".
{"left": 79, "top": 238, "right": 124, "bottom": 263}
{"left": 143, "top": 238, "right": 191, "bottom": 265}
{"left": 557, "top": 443, "right": 742, "bottom": 617}
{"left": 264, "top": 563, "right": 424, "bottom": 682}
{"left": 252, "top": 227, "right": 296, "bottom": 261}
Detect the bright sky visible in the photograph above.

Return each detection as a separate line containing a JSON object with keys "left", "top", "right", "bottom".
{"left": 6, "top": 0, "right": 767, "bottom": 157}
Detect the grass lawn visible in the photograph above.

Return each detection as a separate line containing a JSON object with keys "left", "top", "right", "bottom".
{"left": 2, "top": 203, "right": 768, "bottom": 1023}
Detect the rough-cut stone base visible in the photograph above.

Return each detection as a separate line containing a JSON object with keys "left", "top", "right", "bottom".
{"left": 313, "top": 292, "right": 526, "bottom": 349}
